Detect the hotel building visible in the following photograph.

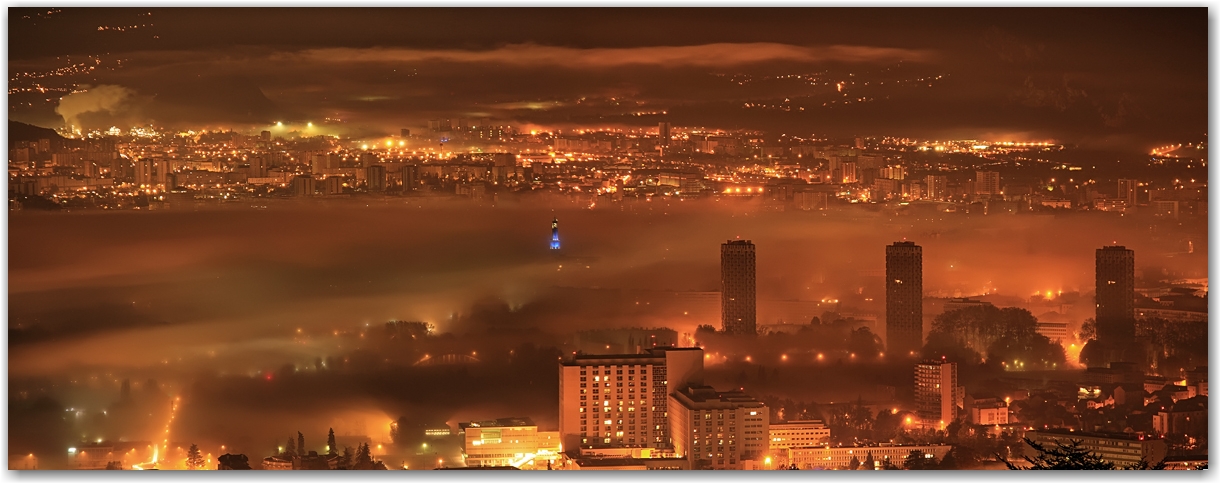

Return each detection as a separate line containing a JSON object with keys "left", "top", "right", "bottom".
{"left": 558, "top": 347, "right": 705, "bottom": 453}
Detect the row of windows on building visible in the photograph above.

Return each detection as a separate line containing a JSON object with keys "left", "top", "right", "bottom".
{"left": 582, "top": 436, "right": 666, "bottom": 444}
{"left": 579, "top": 419, "right": 660, "bottom": 427}
{"left": 579, "top": 368, "right": 649, "bottom": 376}
{"left": 580, "top": 394, "right": 656, "bottom": 402}
{"left": 583, "top": 429, "right": 658, "bottom": 437}
{"left": 580, "top": 374, "right": 649, "bottom": 382}
{"left": 579, "top": 386, "right": 650, "bottom": 393}
{"left": 579, "top": 406, "right": 657, "bottom": 413}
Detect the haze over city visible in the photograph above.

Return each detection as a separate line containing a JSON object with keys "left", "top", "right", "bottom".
{"left": 7, "top": 7, "right": 1208, "bottom": 472}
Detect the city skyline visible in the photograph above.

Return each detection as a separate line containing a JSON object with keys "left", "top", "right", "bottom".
{"left": 7, "top": 6, "right": 1207, "bottom": 472}
{"left": 9, "top": 8, "right": 1206, "bottom": 153}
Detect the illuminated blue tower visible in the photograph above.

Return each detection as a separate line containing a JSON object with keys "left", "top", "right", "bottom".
{"left": 550, "top": 217, "right": 561, "bottom": 250}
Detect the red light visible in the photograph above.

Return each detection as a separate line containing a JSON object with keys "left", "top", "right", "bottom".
{"left": 264, "top": 373, "right": 273, "bottom": 381}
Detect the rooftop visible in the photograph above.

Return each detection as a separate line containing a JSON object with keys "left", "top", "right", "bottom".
{"left": 563, "top": 346, "right": 701, "bottom": 365}
{"left": 465, "top": 417, "right": 536, "bottom": 428}
{"left": 673, "top": 385, "right": 763, "bottom": 406}
{"left": 435, "top": 466, "right": 521, "bottom": 470}
{"left": 1031, "top": 428, "right": 1152, "bottom": 441}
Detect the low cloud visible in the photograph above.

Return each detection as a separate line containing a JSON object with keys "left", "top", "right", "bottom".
{"left": 288, "top": 42, "right": 934, "bottom": 68}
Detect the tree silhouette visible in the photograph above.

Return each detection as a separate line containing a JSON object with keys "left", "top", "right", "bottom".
{"left": 285, "top": 437, "right": 296, "bottom": 457}
{"left": 186, "top": 443, "right": 205, "bottom": 470}
{"left": 297, "top": 432, "right": 305, "bottom": 456}
{"left": 998, "top": 437, "right": 1165, "bottom": 470}
{"left": 340, "top": 446, "right": 354, "bottom": 469}
{"left": 923, "top": 305, "right": 1065, "bottom": 369}
{"left": 354, "top": 442, "right": 373, "bottom": 469}
{"left": 327, "top": 428, "right": 337, "bottom": 456}
{"left": 847, "top": 327, "right": 883, "bottom": 358}
{"left": 1125, "top": 458, "right": 1168, "bottom": 470}
{"left": 848, "top": 455, "right": 860, "bottom": 470}
{"left": 903, "top": 450, "right": 939, "bottom": 470}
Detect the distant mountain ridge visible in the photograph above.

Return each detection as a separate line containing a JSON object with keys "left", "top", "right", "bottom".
{"left": 8, "top": 120, "right": 64, "bottom": 148}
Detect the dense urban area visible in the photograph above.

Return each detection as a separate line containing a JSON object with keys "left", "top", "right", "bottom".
{"left": 9, "top": 118, "right": 1208, "bottom": 470}
{"left": 7, "top": 6, "right": 1207, "bottom": 473}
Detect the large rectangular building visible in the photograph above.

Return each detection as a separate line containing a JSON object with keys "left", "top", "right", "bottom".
{"left": 1118, "top": 179, "right": 1139, "bottom": 206}
{"left": 721, "top": 240, "right": 757, "bottom": 335}
{"left": 788, "top": 444, "right": 952, "bottom": 470}
{"left": 1095, "top": 246, "right": 1135, "bottom": 332}
{"left": 886, "top": 241, "right": 923, "bottom": 355}
{"left": 767, "top": 420, "right": 830, "bottom": 466}
{"left": 460, "top": 418, "right": 561, "bottom": 469}
{"left": 1026, "top": 429, "right": 1166, "bottom": 468}
{"left": 924, "top": 175, "right": 947, "bottom": 201}
{"left": 668, "top": 386, "right": 769, "bottom": 470}
{"left": 915, "top": 360, "right": 961, "bottom": 428}
{"left": 768, "top": 420, "right": 829, "bottom": 448}
{"left": 558, "top": 347, "right": 705, "bottom": 453}
{"left": 975, "top": 170, "right": 1000, "bottom": 196}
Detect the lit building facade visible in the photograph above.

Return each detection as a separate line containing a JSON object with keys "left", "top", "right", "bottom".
{"left": 766, "top": 420, "right": 830, "bottom": 466}
{"left": 721, "top": 240, "right": 756, "bottom": 335}
{"left": 1118, "top": 178, "right": 1139, "bottom": 206}
{"left": 1026, "top": 429, "right": 1166, "bottom": 468}
{"left": 975, "top": 170, "right": 1000, "bottom": 196}
{"left": 788, "top": 444, "right": 952, "bottom": 470}
{"left": 915, "top": 360, "right": 961, "bottom": 428}
{"left": 768, "top": 420, "right": 830, "bottom": 450}
{"left": 924, "top": 174, "right": 947, "bottom": 201}
{"left": 135, "top": 159, "right": 153, "bottom": 187}
{"left": 886, "top": 241, "right": 923, "bottom": 355}
{"left": 462, "top": 417, "right": 545, "bottom": 468}
{"left": 668, "top": 386, "right": 769, "bottom": 470}
{"left": 558, "top": 347, "right": 705, "bottom": 453}
{"left": 968, "top": 399, "right": 1009, "bottom": 426}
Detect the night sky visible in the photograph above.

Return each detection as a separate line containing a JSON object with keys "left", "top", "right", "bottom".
{"left": 9, "top": 8, "right": 1207, "bottom": 152}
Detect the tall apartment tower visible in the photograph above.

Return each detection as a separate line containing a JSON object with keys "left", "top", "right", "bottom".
{"left": 366, "top": 165, "right": 386, "bottom": 192}
{"left": 135, "top": 159, "right": 154, "bottom": 187}
{"left": 558, "top": 347, "right": 705, "bottom": 454}
{"left": 915, "top": 360, "right": 961, "bottom": 428}
{"left": 924, "top": 175, "right": 947, "bottom": 201}
{"left": 840, "top": 161, "right": 858, "bottom": 184}
{"left": 1095, "top": 246, "right": 1135, "bottom": 341}
{"left": 1118, "top": 179, "right": 1139, "bottom": 207}
{"left": 550, "top": 218, "right": 561, "bottom": 250}
{"left": 658, "top": 122, "right": 672, "bottom": 147}
{"left": 975, "top": 171, "right": 1000, "bottom": 197}
{"left": 721, "top": 240, "right": 756, "bottom": 336}
{"left": 249, "top": 156, "right": 267, "bottom": 178}
{"left": 669, "top": 386, "right": 769, "bottom": 469}
{"left": 153, "top": 159, "right": 171, "bottom": 188}
{"left": 886, "top": 241, "right": 923, "bottom": 355}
